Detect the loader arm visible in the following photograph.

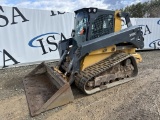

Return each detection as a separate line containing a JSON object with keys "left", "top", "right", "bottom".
{"left": 58, "top": 25, "right": 144, "bottom": 83}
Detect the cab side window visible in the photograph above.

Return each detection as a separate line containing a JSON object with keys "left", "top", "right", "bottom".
{"left": 90, "top": 14, "right": 114, "bottom": 39}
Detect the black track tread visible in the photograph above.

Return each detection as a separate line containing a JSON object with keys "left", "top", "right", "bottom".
{"left": 75, "top": 52, "right": 133, "bottom": 93}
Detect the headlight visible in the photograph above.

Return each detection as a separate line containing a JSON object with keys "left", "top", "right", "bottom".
{"left": 88, "top": 9, "right": 91, "bottom": 13}
{"left": 93, "top": 8, "right": 97, "bottom": 13}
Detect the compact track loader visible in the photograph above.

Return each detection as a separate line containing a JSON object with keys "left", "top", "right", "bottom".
{"left": 23, "top": 8, "right": 144, "bottom": 116}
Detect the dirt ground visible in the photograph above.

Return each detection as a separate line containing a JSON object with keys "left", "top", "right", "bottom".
{"left": 0, "top": 50, "right": 160, "bottom": 120}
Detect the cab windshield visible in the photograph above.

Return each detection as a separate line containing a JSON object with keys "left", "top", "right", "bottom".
{"left": 75, "top": 11, "right": 88, "bottom": 36}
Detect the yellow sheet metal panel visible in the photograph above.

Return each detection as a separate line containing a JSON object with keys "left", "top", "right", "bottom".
{"left": 81, "top": 53, "right": 113, "bottom": 71}
{"left": 121, "top": 48, "right": 136, "bottom": 54}
{"left": 132, "top": 53, "right": 143, "bottom": 63}
{"left": 89, "top": 45, "right": 116, "bottom": 55}
{"left": 81, "top": 46, "right": 116, "bottom": 70}
{"left": 114, "top": 11, "right": 121, "bottom": 32}
{"left": 121, "top": 48, "right": 142, "bottom": 63}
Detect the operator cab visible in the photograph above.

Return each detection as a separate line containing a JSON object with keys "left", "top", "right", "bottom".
{"left": 73, "top": 8, "right": 115, "bottom": 43}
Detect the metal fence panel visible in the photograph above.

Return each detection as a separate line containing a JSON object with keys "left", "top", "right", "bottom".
{"left": 0, "top": 6, "right": 74, "bottom": 68}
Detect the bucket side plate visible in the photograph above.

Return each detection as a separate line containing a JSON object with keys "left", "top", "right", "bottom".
{"left": 23, "top": 63, "right": 74, "bottom": 116}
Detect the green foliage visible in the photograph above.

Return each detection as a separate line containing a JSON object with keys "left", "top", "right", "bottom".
{"left": 121, "top": 0, "right": 160, "bottom": 17}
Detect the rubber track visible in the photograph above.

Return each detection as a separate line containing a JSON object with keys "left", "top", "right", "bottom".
{"left": 75, "top": 52, "right": 132, "bottom": 94}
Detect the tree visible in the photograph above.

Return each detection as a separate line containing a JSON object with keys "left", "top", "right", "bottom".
{"left": 121, "top": 0, "right": 160, "bottom": 18}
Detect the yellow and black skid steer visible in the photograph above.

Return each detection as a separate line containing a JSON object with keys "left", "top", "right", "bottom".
{"left": 23, "top": 8, "right": 144, "bottom": 116}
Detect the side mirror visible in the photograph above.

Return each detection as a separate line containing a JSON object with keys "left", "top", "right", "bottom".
{"left": 71, "top": 29, "right": 75, "bottom": 37}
